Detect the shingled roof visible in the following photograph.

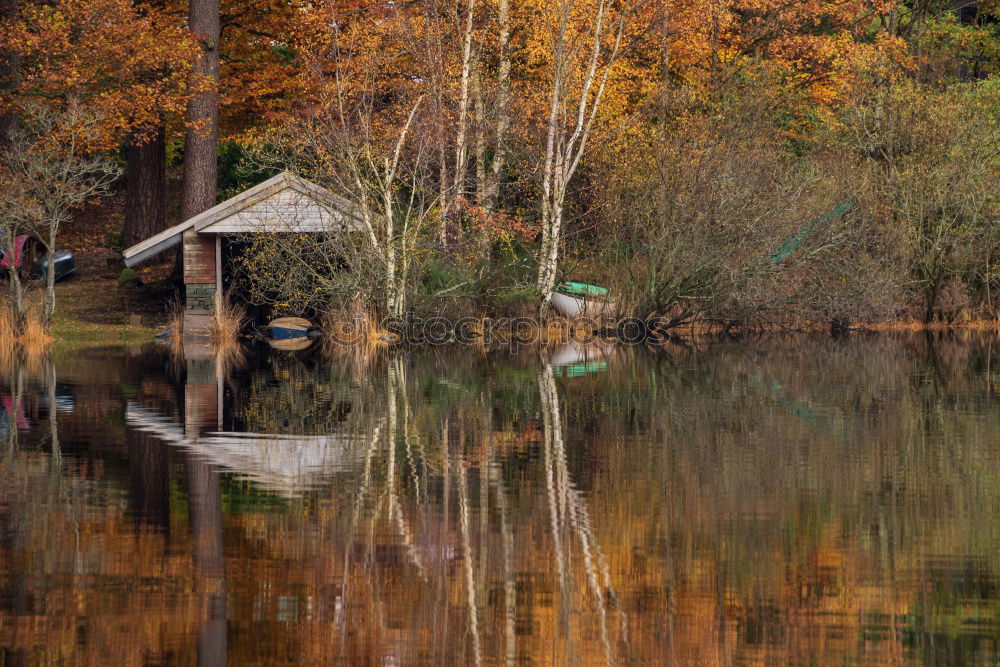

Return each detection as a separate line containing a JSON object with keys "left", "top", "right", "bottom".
{"left": 123, "top": 171, "right": 362, "bottom": 268}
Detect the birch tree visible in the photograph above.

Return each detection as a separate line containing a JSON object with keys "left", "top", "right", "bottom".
{"left": 418, "top": 0, "right": 480, "bottom": 244}
{"left": 452, "top": 0, "right": 478, "bottom": 212}
{"left": 1, "top": 104, "right": 119, "bottom": 325}
{"left": 536, "top": 0, "right": 633, "bottom": 316}
{"left": 0, "top": 162, "right": 33, "bottom": 330}
{"left": 241, "top": 7, "right": 438, "bottom": 321}
{"left": 477, "top": 0, "right": 511, "bottom": 210}
{"left": 239, "top": 94, "right": 433, "bottom": 321}
{"left": 358, "top": 98, "right": 431, "bottom": 319}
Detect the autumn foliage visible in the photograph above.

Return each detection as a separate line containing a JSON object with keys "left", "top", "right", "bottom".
{"left": 0, "top": 0, "right": 199, "bottom": 148}
{"left": 1, "top": 0, "right": 999, "bottom": 327}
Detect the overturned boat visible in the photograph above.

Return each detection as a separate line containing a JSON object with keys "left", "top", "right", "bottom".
{"left": 550, "top": 282, "right": 615, "bottom": 318}
{"left": 265, "top": 316, "right": 320, "bottom": 351}
{"left": 267, "top": 316, "right": 314, "bottom": 340}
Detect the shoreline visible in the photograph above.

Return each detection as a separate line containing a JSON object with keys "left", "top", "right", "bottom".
{"left": 3, "top": 250, "right": 997, "bottom": 351}
{"left": 39, "top": 318, "right": 1000, "bottom": 353}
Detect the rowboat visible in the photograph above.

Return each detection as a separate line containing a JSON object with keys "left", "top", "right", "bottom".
{"left": 550, "top": 282, "right": 615, "bottom": 318}
{"left": 267, "top": 316, "right": 314, "bottom": 340}
{"left": 0, "top": 233, "right": 75, "bottom": 282}
{"left": 33, "top": 250, "right": 76, "bottom": 282}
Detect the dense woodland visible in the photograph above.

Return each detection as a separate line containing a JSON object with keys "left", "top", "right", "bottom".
{"left": 1, "top": 0, "right": 999, "bottom": 334}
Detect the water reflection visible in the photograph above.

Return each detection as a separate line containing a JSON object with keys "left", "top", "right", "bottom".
{"left": 0, "top": 332, "right": 998, "bottom": 663}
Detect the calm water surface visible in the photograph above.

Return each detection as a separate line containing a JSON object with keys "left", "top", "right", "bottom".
{"left": 1, "top": 333, "right": 999, "bottom": 664}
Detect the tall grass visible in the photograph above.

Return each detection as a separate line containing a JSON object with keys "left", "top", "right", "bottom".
{"left": 322, "top": 300, "right": 392, "bottom": 352}
{"left": 20, "top": 307, "right": 52, "bottom": 357}
{"left": 211, "top": 291, "right": 249, "bottom": 379}
{"left": 0, "top": 304, "right": 52, "bottom": 353}
{"left": 165, "top": 298, "right": 185, "bottom": 349}
{"left": 0, "top": 303, "right": 52, "bottom": 379}
{"left": 211, "top": 290, "right": 248, "bottom": 347}
{"left": 0, "top": 305, "right": 16, "bottom": 364}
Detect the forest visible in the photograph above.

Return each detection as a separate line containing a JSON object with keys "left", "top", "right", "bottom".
{"left": 1, "top": 0, "right": 999, "bottom": 338}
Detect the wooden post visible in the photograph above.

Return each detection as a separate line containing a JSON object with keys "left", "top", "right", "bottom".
{"left": 183, "top": 230, "right": 218, "bottom": 313}
{"left": 183, "top": 230, "right": 218, "bottom": 347}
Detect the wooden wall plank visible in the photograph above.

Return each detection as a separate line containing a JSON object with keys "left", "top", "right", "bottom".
{"left": 183, "top": 231, "right": 217, "bottom": 285}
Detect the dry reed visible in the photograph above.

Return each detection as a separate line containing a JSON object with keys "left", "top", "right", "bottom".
{"left": 0, "top": 304, "right": 16, "bottom": 363}
{"left": 20, "top": 307, "right": 52, "bottom": 357}
{"left": 211, "top": 291, "right": 249, "bottom": 377}
{"left": 211, "top": 290, "right": 249, "bottom": 348}
{"left": 322, "top": 300, "right": 391, "bottom": 352}
{"left": 0, "top": 303, "right": 52, "bottom": 354}
{"left": 165, "top": 298, "right": 185, "bottom": 349}
{"left": 0, "top": 303, "right": 52, "bottom": 380}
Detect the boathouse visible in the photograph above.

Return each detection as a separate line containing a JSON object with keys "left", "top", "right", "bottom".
{"left": 123, "top": 171, "right": 361, "bottom": 322}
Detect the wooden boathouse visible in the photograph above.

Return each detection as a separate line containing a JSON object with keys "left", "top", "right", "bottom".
{"left": 123, "top": 171, "right": 360, "bottom": 336}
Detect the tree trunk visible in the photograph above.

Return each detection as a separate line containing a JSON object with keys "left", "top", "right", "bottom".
{"left": 657, "top": 6, "right": 670, "bottom": 224}
{"left": 181, "top": 0, "right": 220, "bottom": 223}
{"left": 473, "top": 65, "right": 485, "bottom": 203}
{"left": 452, "top": 0, "right": 477, "bottom": 212}
{"left": 537, "top": 202, "right": 563, "bottom": 316}
{"left": 481, "top": 0, "right": 510, "bottom": 210}
{"left": 42, "top": 227, "right": 56, "bottom": 324}
{"left": 6, "top": 233, "right": 25, "bottom": 333}
{"left": 385, "top": 187, "right": 401, "bottom": 318}
{"left": 537, "top": 40, "right": 563, "bottom": 318}
{"left": 438, "top": 140, "right": 449, "bottom": 246}
{"left": 124, "top": 127, "right": 166, "bottom": 249}
{"left": 428, "top": 3, "right": 449, "bottom": 247}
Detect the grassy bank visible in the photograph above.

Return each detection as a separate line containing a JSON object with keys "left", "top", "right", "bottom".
{"left": 1, "top": 249, "right": 170, "bottom": 348}
{"left": 49, "top": 262, "right": 164, "bottom": 344}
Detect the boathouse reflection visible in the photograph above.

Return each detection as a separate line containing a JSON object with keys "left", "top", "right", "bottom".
{"left": 121, "top": 347, "right": 622, "bottom": 664}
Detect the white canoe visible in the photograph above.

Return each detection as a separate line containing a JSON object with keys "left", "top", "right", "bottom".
{"left": 550, "top": 291, "right": 615, "bottom": 318}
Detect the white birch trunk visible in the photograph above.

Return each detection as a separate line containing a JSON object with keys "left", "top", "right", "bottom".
{"left": 473, "top": 64, "right": 486, "bottom": 202}
{"left": 453, "top": 0, "right": 478, "bottom": 210}
{"left": 536, "top": 0, "right": 629, "bottom": 317}
{"left": 382, "top": 98, "right": 424, "bottom": 319}
{"left": 438, "top": 140, "right": 450, "bottom": 246}
{"left": 385, "top": 195, "right": 399, "bottom": 318}
{"left": 482, "top": 0, "right": 510, "bottom": 210}
{"left": 43, "top": 225, "right": 56, "bottom": 323}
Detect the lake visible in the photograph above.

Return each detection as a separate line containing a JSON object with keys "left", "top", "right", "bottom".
{"left": 0, "top": 332, "right": 998, "bottom": 664}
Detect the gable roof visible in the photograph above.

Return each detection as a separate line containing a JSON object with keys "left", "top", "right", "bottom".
{"left": 123, "top": 171, "right": 362, "bottom": 268}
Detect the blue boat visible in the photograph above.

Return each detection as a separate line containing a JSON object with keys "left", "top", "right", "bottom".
{"left": 267, "top": 317, "right": 314, "bottom": 341}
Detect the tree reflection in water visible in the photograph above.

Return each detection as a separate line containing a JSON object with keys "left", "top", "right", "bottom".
{"left": 0, "top": 333, "right": 998, "bottom": 663}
